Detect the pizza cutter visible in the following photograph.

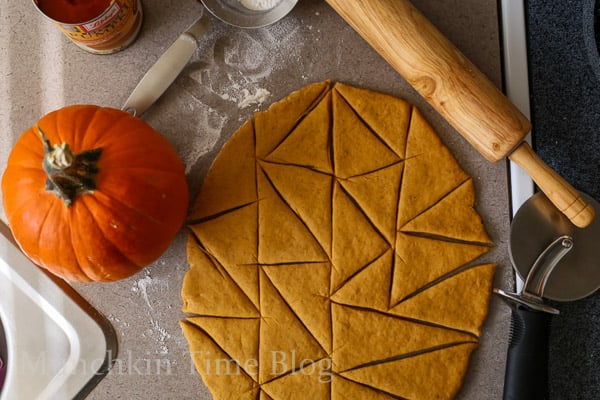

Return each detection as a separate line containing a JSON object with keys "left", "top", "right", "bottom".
{"left": 494, "top": 191, "right": 600, "bottom": 400}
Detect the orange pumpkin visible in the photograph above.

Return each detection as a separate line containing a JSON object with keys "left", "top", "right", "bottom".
{"left": 1, "top": 105, "right": 189, "bottom": 282}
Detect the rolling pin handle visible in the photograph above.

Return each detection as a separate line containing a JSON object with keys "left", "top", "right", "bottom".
{"left": 508, "top": 142, "right": 595, "bottom": 228}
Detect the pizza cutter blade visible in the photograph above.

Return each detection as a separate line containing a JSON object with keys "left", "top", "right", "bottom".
{"left": 510, "top": 191, "right": 600, "bottom": 302}
{"left": 494, "top": 191, "right": 600, "bottom": 400}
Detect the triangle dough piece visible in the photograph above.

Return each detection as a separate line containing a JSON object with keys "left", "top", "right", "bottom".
{"left": 331, "top": 182, "right": 390, "bottom": 293}
{"left": 255, "top": 80, "right": 331, "bottom": 157}
{"left": 264, "top": 91, "right": 333, "bottom": 173}
{"left": 334, "top": 82, "right": 411, "bottom": 158}
{"left": 261, "top": 161, "right": 333, "bottom": 257}
{"left": 259, "top": 391, "right": 274, "bottom": 400}
{"left": 190, "top": 203, "right": 260, "bottom": 308}
{"left": 397, "top": 107, "right": 469, "bottom": 227}
{"left": 259, "top": 270, "right": 328, "bottom": 384}
{"left": 401, "top": 179, "right": 493, "bottom": 244}
{"left": 331, "top": 375, "right": 398, "bottom": 400}
{"left": 257, "top": 168, "right": 328, "bottom": 264}
{"left": 331, "top": 249, "right": 392, "bottom": 311}
{"left": 340, "top": 162, "right": 404, "bottom": 244}
{"left": 331, "top": 303, "right": 474, "bottom": 372}
{"left": 189, "top": 119, "right": 256, "bottom": 220}
{"left": 182, "top": 236, "right": 258, "bottom": 318}
{"left": 391, "top": 232, "right": 491, "bottom": 305}
{"left": 181, "top": 320, "right": 260, "bottom": 400}
{"left": 261, "top": 361, "right": 331, "bottom": 400}
{"left": 332, "top": 90, "right": 400, "bottom": 179}
{"left": 263, "top": 262, "right": 332, "bottom": 354}
{"left": 185, "top": 316, "right": 260, "bottom": 381}
{"left": 340, "top": 342, "right": 478, "bottom": 400}
{"left": 390, "top": 264, "right": 496, "bottom": 336}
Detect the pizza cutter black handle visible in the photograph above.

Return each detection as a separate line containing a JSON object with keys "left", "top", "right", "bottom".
{"left": 503, "top": 306, "right": 552, "bottom": 400}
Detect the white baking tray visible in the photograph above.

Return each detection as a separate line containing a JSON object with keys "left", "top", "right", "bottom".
{"left": 0, "top": 221, "right": 117, "bottom": 400}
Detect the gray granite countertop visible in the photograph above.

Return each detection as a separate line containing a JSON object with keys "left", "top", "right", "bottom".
{"left": 0, "top": 0, "right": 512, "bottom": 398}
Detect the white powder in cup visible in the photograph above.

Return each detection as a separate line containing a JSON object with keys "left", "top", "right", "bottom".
{"left": 239, "top": 0, "right": 281, "bottom": 11}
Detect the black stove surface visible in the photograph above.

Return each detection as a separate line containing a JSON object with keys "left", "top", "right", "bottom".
{"left": 525, "top": 0, "right": 600, "bottom": 398}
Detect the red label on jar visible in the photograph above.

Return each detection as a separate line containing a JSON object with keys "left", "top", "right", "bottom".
{"left": 33, "top": 0, "right": 143, "bottom": 54}
{"left": 80, "top": 1, "right": 121, "bottom": 32}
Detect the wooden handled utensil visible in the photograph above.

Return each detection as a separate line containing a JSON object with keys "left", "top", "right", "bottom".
{"left": 325, "top": 0, "right": 595, "bottom": 228}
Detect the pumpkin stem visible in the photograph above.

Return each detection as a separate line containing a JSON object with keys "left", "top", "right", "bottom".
{"left": 38, "top": 125, "right": 103, "bottom": 206}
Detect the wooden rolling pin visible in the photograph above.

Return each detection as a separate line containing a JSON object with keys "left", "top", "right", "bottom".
{"left": 326, "top": 0, "right": 595, "bottom": 228}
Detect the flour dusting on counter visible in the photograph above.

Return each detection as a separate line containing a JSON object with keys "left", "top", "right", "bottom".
{"left": 131, "top": 269, "right": 173, "bottom": 355}
{"left": 147, "top": 319, "right": 171, "bottom": 356}
{"left": 238, "top": 87, "right": 271, "bottom": 108}
{"left": 132, "top": 275, "right": 155, "bottom": 310}
{"left": 186, "top": 15, "right": 303, "bottom": 113}
{"left": 163, "top": 13, "right": 306, "bottom": 193}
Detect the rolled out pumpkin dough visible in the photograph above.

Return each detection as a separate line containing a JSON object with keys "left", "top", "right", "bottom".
{"left": 181, "top": 81, "right": 495, "bottom": 400}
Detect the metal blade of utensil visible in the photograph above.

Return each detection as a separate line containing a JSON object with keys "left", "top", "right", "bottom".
{"left": 122, "top": 14, "right": 210, "bottom": 117}
{"left": 122, "top": 0, "right": 298, "bottom": 117}
{"left": 510, "top": 192, "right": 600, "bottom": 301}
{"left": 495, "top": 191, "right": 600, "bottom": 399}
